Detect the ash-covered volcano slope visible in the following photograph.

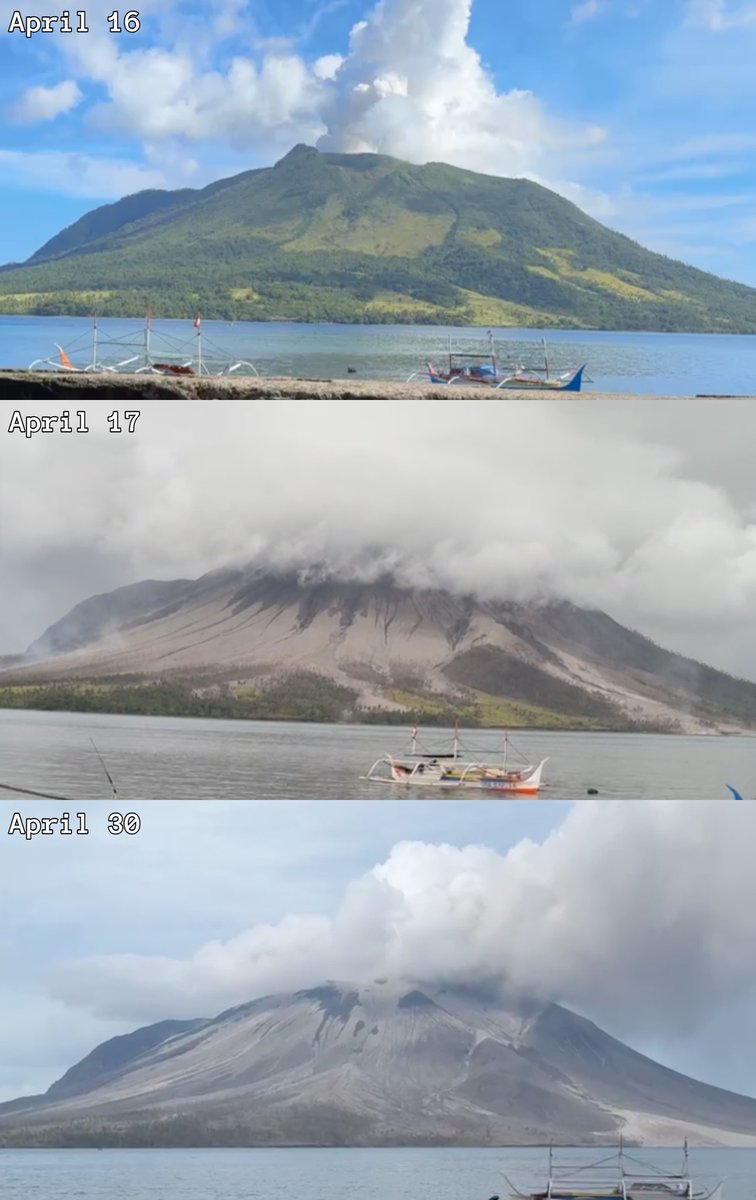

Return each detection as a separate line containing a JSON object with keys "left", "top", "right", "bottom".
{"left": 2, "top": 982, "right": 756, "bottom": 1147}
{"left": 6, "top": 569, "right": 756, "bottom": 732}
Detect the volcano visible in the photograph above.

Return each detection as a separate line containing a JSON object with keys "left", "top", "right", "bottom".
{"left": 2, "top": 981, "right": 756, "bottom": 1147}
{"left": 5, "top": 569, "right": 756, "bottom": 732}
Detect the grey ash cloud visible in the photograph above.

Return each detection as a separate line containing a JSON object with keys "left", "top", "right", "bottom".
{"left": 2, "top": 398, "right": 756, "bottom": 680}
{"left": 1, "top": 800, "right": 756, "bottom": 1111}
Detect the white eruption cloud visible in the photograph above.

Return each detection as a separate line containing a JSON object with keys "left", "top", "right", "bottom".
{"left": 49, "top": 802, "right": 756, "bottom": 1047}
{"left": 317, "top": 0, "right": 605, "bottom": 178}
{"left": 2, "top": 398, "right": 756, "bottom": 678}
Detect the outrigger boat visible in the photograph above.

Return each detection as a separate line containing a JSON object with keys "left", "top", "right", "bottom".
{"left": 503, "top": 1142, "right": 723, "bottom": 1200}
{"left": 364, "top": 725, "right": 547, "bottom": 794}
{"left": 407, "top": 335, "right": 585, "bottom": 392}
{"left": 28, "top": 310, "right": 260, "bottom": 378}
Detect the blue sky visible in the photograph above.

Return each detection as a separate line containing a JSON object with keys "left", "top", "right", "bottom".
{"left": 2, "top": 798, "right": 756, "bottom": 1108}
{"left": 2, "top": 0, "right": 756, "bottom": 279}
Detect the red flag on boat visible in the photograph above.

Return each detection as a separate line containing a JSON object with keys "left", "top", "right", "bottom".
{"left": 193, "top": 313, "right": 201, "bottom": 329}
{"left": 58, "top": 346, "right": 74, "bottom": 370}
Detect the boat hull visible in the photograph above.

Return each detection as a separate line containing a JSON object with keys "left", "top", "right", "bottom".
{"left": 497, "top": 365, "right": 585, "bottom": 391}
{"left": 424, "top": 365, "right": 585, "bottom": 392}
{"left": 522, "top": 1191, "right": 711, "bottom": 1200}
{"left": 365, "top": 756, "right": 547, "bottom": 794}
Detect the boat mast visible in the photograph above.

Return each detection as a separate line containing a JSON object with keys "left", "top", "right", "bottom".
{"left": 91, "top": 312, "right": 99, "bottom": 369}
{"left": 410, "top": 725, "right": 418, "bottom": 755}
{"left": 453, "top": 718, "right": 459, "bottom": 761}
{"left": 547, "top": 1142, "right": 553, "bottom": 1200}
{"left": 542, "top": 336, "right": 549, "bottom": 380}
{"left": 145, "top": 304, "right": 152, "bottom": 368}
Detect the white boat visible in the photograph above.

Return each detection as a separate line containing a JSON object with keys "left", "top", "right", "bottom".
{"left": 503, "top": 1143, "right": 723, "bottom": 1200}
{"left": 363, "top": 725, "right": 547, "bottom": 794}
{"left": 28, "top": 310, "right": 260, "bottom": 378}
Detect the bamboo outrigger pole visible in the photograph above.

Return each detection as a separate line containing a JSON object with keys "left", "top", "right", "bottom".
{"left": 145, "top": 304, "right": 152, "bottom": 367}
{"left": 194, "top": 311, "right": 202, "bottom": 373}
{"left": 90, "top": 737, "right": 118, "bottom": 801}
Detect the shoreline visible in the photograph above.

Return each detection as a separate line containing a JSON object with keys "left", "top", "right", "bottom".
{"left": 0, "top": 369, "right": 731, "bottom": 400}
{"left": 0, "top": 703, "right": 742, "bottom": 736}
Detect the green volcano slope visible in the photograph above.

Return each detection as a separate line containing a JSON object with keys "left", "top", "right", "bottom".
{"left": 2, "top": 144, "right": 756, "bottom": 329}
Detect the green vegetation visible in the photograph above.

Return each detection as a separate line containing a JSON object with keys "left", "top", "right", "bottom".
{"left": 0, "top": 675, "right": 358, "bottom": 724}
{"left": 0, "top": 669, "right": 665, "bottom": 731}
{"left": 0, "top": 1115, "right": 261, "bottom": 1149}
{"left": 386, "top": 687, "right": 611, "bottom": 729}
{"left": 3, "top": 144, "right": 756, "bottom": 330}
{"left": 0, "top": 1112, "right": 384, "bottom": 1148}
{"left": 467, "top": 689, "right": 612, "bottom": 730}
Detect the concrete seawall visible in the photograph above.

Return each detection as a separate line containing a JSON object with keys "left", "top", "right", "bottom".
{"left": 0, "top": 369, "right": 719, "bottom": 400}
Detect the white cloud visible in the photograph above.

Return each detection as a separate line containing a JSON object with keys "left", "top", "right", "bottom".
{"left": 570, "top": 0, "right": 603, "bottom": 22}
{"left": 85, "top": 47, "right": 325, "bottom": 149}
{"left": 8, "top": 80, "right": 83, "bottom": 124}
{"left": 55, "top": 6, "right": 327, "bottom": 152}
{"left": 48, "top": 803, "right": 756, "bottom": 1047}
{"left": 0, "top": 149, "right": 166, "bottom": 198}
{"left": 212, "top": 0, "right": 248, "bottom": 38}
{"left": 314, "top": 53, "right": 345, "bottom": 81}
{"left": 26, "top": 0, "right": 605, "bottom": 194}
{"left": 686, "top": 0, "right": 756, "bottom": 27}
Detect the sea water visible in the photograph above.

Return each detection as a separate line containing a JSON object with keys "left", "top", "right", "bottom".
{"left": 0, "top": 710, "right": 754, "bottom": 799}
{"left": 2, "top": 315, "right": 756, "bottom": 395}
{"left": 0, "top": 1146, "right": 752, "bottom": 1200}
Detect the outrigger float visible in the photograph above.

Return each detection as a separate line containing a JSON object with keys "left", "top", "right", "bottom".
{"left": 501, "top": 1142, "right": 723, "bottom": 1200}
{"left": 407, "top": 335, "right": 586, "bottom": 391}
{"left": 28, "top": 310, "right": 260, "bottom": 378}
{"left": 363, "top": 725, "right": 547, "bottom": 794}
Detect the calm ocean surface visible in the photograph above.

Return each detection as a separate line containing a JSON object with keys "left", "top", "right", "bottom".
{"left": 0, "top": 710, "right": 753, "bottom": 799}
{"left": 2, "top": 315, "right": 756, "bottom": 395}
{"left": 0, "top": 1146, "right": 752, "bottom": 1200}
